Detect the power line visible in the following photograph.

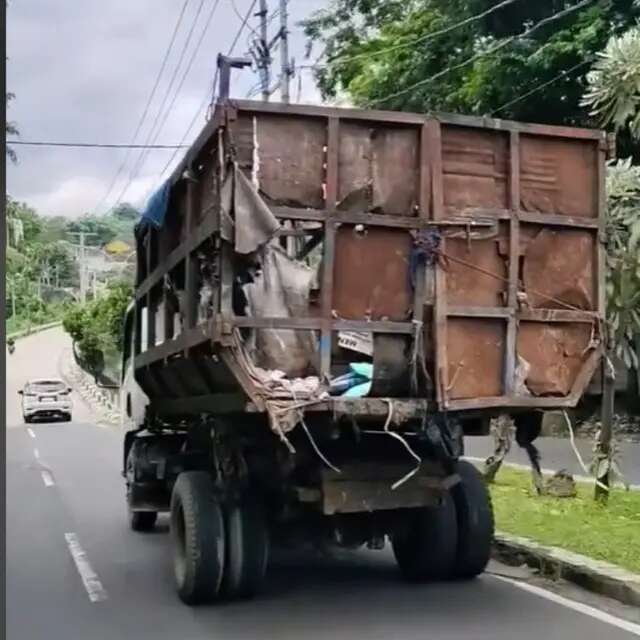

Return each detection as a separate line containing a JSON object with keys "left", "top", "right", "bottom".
{"left": 93, "top": 0, "right": 191, "bottom": 214}
{"left": 7, "top": 140, "right": 188, "bottom": 149}
{"left": 135, "top": 0, "right": 223, "bottom": 172}
{"left": 492, "top": 58, "right": 593, "bottom": 115}
{"left": 314, "top": 0, "right": 522, "bottom": 70}
{"left": 369, "top": 0, "right": 596, "bottom": 107}
{"left": 113, "top": 0, "right": 208, "bottom": 206}
{"left": 146, "top": 0, "right": 259, "bottom": 201}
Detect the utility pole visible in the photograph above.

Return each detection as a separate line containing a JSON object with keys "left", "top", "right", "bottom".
{"left": 258, "top": 0, "right": 270, "bottom": 101}
{"left": 279, "top": 0, "right": 291, "bottom": 103}
{"left": 67, "top": 231, "right": 97, "bottom": 303}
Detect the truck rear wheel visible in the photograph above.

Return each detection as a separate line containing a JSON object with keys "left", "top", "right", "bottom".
{"left": 170, "top": 471, "right": 226, "bottom": 605}
{"left": 221, "top": 500, "right": 269, "bottom": 599}
{"left": 392, "top": 496, "right": 457, "bottom": 582}
{"left": 451, "top": 461, "right": 494, "bottom": 578}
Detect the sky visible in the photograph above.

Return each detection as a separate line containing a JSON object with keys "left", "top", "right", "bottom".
{"left": 6, "top": 0, "right": 327, "bottom": 218}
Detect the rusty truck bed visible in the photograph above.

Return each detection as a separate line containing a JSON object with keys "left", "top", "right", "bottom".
{"left": 133, "top": 100, "right": 606, "bottom": 419}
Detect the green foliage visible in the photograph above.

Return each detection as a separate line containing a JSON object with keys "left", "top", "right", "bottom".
{"left": 110, "top": 202, "right": 139, "bottom": 221}
{"left": 605, "top": 157, "right": 640, "bottom": 369}
{"left": 6, "top": 92, "right": 18, "bottom": 163}
{"left": 491, "top": 466, "right": 640, "bottom": 573}
{"left": 62, "top": 281, "right": 133, "bottom": 376}
{"left": 302, "top": 0, "right": 639, "bottom": 128}
{"left": 66, "top": 214, "right": 118, "bottom": 247}
{"left": 582, "top": 25, "right": 640, "bottom": 138}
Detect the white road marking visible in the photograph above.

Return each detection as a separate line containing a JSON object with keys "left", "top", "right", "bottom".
{"left": 27, "top": 428, "right": 36, "bottom": 439}
{"left": 64, "top": 532, "right": 108, "bottom": 603}
{"left": 493, "top": 575, "right": 640, "bottom": 636}
{"left": 40, "top": 469, "right": 55, "bottom": 487}
{"left": 33, "top": 448, "right": 40, "bottom": 459}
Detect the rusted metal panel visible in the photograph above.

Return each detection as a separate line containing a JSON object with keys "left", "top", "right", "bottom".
{"left": 446, "top": 318, "right": 505, "bottom": 399}
{"left": 338, "top": 121, "right": 419, "bottom": 215}
{"left": 441, "top": 125, "right": 509, "bottom": 213}
{"left": 332, "top": 226, "right": 412, "bottom": 321}
{"left": 445, "top": 227, "right": 508, "bottom": 307}
{"left": 520, "top": 134, "right": 598, "bottom": 217}
{"left": 521, "top": 227, "right": 595, "bottom": 310}
{"left": 517, "top": 322, "right": 594, "bottom": 396}
{"left": 238, "top": 113, "right": 326, "bottom": 208}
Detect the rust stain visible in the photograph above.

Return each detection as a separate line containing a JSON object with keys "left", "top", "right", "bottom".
{"left": 332, "top": 226, "right": 412, "bottom": 321}
{"left": 521, "top": 227, "right": 595, "bottom": 310}
{"left": 520, "top": 135, "right": 598, "bottom": 217}
{"left": 445, "top": 227, "right": 508, "bottom": 307}
{"left": 441, "top": 125, "right": 509, "bottom": 213}
{"left": 517, "top": 322, "right": 593, "bottom": 396}
{"left": 446, "top": 319, "right": 505, "bottom": 399}
{"left": 338, "top": 122, "right": 419, "bottom": 215}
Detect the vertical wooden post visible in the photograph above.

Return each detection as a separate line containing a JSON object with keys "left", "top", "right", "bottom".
{"left": 184, "top": 176, "right": 199, "bottom": 333}
{"left": 411, "top": 123, "right": 431, "bottom": 393}
{"left": 505, "top": 130, "right": 520, "bottom": 396}
{"left": 427, "top": 119, "right": 447, "bottom": 408}
{"left": 320, "top": 117, "right": 339, "bottom": 380}
{"left": 146, "top": 229, "right": 156, "bottom": 351}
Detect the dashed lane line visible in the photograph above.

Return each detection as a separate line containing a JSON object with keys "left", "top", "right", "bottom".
{"left": 27, "top": 427, "right": 36, "bottom": 439}
{"left": 64, "top": 532, "right": 108, "bottom": 603}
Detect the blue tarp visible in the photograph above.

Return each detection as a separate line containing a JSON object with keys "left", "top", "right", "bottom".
{"left": 141, "top": 180, "right": 171, "bottom": 229}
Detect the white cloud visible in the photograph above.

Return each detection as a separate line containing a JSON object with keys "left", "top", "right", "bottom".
{"left": 6, "top": 0, "right": 329, "bottom": 217}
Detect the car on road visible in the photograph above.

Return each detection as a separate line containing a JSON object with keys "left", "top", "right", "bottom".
{"left": 19, "top": 378, "right": 73, "bottom": 423}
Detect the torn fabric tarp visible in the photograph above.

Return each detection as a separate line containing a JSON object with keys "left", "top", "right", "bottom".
{"left": 141, "top": 179, "right": 171, "bottom": 229}
{"left": 243, "top": 244, "right": 318, "bottom": 377}
{"left": 220, "top": 164, "right": 281, "bottom": 254}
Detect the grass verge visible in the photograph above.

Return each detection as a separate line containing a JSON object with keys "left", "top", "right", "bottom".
{"left": 489, "top": 467, "right": 640, "bottom": 574}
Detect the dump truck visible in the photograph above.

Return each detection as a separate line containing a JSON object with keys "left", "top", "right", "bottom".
{"left": 120, "top": 97, "right": 607, "bottom": 605}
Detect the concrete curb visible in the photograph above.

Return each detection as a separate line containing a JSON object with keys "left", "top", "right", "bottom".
{"left": 58, "top": 350, "right": 121, "bottom": 427}
{"left": 493, "top": 532, "right": 640, "bottom": 608}
{"left": 8, "top": 320, "right": 63, "bottom": 341}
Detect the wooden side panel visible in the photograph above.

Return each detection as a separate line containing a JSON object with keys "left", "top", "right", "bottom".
{"left": 441, "top": 125, "right": 509, "bottom": 213}
{"left": 520, "top": 135, "right": 598, "bottom": 217}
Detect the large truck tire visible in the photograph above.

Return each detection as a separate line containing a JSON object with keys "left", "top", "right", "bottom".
{"left": 129, "top": 510, "right": 158, "bottom": 532}
{"left": 221, "top": 500, "right": 269, "bottom": 599}
{"left": 170, "top": 471, "right": 226, "bottom": 605}
{"left": 392, "top": 495, "right": 457, "bottom": 582}
{"left": 451, "top": 461, "right": 494, "bottom": 578}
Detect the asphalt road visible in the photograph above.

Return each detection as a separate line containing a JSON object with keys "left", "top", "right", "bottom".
{"left": 6, "top": 329, "right": 640, "bottom": 639}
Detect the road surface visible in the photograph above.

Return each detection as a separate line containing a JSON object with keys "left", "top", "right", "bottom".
{"left": 6, "top": 328, "right": 640, "bottom": 639}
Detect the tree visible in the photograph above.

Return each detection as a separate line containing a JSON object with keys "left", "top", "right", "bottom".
{"left": 110, "top": 202, "right": 139, "bottom": 221}
{"left": 583, "top": 24, "right": 640, "bottom": 371}
{"left": 6, "top": 196, "right": 42, "bottom": 246}
{"left": 66, "top": 214, "right": 117, "bottom": 247}
{"left": 302, "top": 1, "right": 639, "bottom": 142}
{"left": 6, "top": 91, "right": 18, "bottom": 163}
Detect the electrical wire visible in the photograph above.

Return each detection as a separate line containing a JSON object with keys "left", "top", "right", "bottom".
{"left": 491, "top": 58, "right": 593, "bottom": 115}
{"left": 112, "top": 0, "right": 208, "bottom": 206}
{"left": 8, "top": 140, "right": 188, "bottom": 149}
{"left": 314, "top": 0, "right": 521, "bottom": 70}
{"left": 92, "top": 0, "right": 191, "bottom": 213}
{"left": 144, "top": 0, "right": 258, "bottom": 202}
{"left": 369, "top": 0, "right": 596, "bottom": 107}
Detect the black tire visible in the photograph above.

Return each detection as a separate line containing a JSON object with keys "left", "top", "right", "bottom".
{"left": 221, "top": 500, "right": 269, "bottom": 599}
{"left": 24, "top": 415, "right": 32, "bottom": 424}
{"left": 392, "top": 495, "right": 458, "bottom": 582}
{"left": 170, "top": 471, "right": 225, "bottom": 605}
{"left": 62, "top": 413, "right": 72, "bottom": 422}
{"left": 129, "top": 510, "right": 158, "bottom": 532}
{"left": 451, "top": 461, "right": 494, "bottom": 579}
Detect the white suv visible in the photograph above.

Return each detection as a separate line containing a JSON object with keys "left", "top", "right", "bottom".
{"left": 19, "top": 378, "right": 73, "bottom": 423}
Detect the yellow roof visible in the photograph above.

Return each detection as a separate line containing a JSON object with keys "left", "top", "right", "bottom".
{"left": 104, "top": 239, "right": 131, "bottom": 254}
